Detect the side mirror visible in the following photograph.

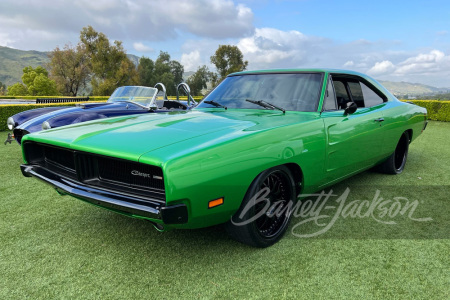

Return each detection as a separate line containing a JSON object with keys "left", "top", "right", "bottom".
{"left": 344, "top": 102, "right": 358, "bottom": 115}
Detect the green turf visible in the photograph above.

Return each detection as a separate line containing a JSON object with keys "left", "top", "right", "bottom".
{"left": 0, "top": 122, "right": 449, "bottom": 299}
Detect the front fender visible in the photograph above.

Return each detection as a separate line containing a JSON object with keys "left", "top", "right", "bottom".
{"left": 10, "top": 106, "right": 70, "bottom": 128}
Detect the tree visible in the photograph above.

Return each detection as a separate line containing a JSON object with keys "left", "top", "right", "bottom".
{"left": 159, "top": 72, "right": 175, "bottom": 95}
{"left": 186, "top": 65, "right": 214, "bottom": 96}
{"left": 80, "top": 25, "right": 138, "bottom": 95}
{"left": 91, "top": 58, "right": 138, "bottom": 96}
{"left": 7, "top": 66, "right": 58, "bottom": 96}
{"left": 210, "top": 45, "right": 248, "bottom": 82}
{"left": 6, "top": 83, "right": 27, "bottom": 96}
{"left": 155, "top": 51, "right": 171, "bottom": 76}
{"left": 153, "top": 51, "right": 185, "bottom": 95}
{"left": 30, "top": 73, "right": 59, "bottom": 96}
{"left": 21, "top": 66, "right": 48, "bottom": 87}
{"left": 137, "top": 57, "right": 155, "bottom": 87}
{"left": 0, "top": 81, "right": 6, "bottom": 95}
{"left": 48, "top": 43, "right": 90, "bottom": 96}
{"left": 170, "top": 60, "right": 184, "bottom": 87}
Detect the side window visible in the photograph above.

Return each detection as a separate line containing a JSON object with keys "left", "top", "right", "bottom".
{"left": 323, "top": 77, "right": 337, "bottom": 110}
{"left": 333, "top": 81, "right": 350, "bottom": 110}
{"left": 361, "top": 82, "right": 385, "bottom": 107}
{"left": 348, "top": 81, "right": 365, "bottom": 108}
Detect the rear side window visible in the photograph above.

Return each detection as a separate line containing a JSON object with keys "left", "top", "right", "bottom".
{"left": 348, "top": 81, "right": 364, "bottom": 108}
{"left": 361, "top": 82, "right": 385, "bottom": 107}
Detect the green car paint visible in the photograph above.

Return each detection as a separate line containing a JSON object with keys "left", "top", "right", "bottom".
{"left": 20, "top": 69, "right": 427, "bottom": 233}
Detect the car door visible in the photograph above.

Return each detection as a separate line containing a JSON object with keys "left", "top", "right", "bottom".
{"left": 320, "top": 74, "right": 387, "bottom": 185}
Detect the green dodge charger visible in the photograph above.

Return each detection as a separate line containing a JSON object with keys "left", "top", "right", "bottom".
{"left": 20, "top": 69, "right": 427, "bottom": 247}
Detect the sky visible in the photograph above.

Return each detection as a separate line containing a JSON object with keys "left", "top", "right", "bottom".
{"left": 1, "top": 0, "right": 450, "bottom": 87}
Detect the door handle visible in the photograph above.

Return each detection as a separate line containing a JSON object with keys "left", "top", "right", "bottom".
{"left": 374, "top": 118, "right": 384, "bottom": 122}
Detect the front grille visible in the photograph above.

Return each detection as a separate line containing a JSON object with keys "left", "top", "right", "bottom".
{"left": 77, "top": 154, "right": 96, "bottom": 180}
{"left": 24, "top": 142, "right": 165, "bottom": 202}
{"left": 45, "top": 146, "right": 75, "bottom": 170}
{"left": 98, "top": 157, "right": 165, "bottom": 190}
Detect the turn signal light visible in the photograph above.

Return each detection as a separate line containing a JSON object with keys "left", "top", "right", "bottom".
{"left": 208, "top": 197, "right": 224, "bottom": 209}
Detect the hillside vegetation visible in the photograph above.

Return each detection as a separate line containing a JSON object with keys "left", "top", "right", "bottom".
{"left": 378, "top": 80, "right": 449, "bottom": 98}
{"left": 0, "top": 46, "right": 140, "bottom": 87}
{"left": 0, "top": 46, "right": 49, "bottom": 86}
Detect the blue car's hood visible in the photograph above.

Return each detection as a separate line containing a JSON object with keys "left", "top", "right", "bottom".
{"left": 16, "top": 102, "right": 146, "bottom": 133}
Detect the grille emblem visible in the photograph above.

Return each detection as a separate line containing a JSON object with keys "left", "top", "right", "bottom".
{"left": 131, "top": 170, "right": 162, "bottom": 180}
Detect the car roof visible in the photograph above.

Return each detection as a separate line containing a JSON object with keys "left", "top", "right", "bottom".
{"left": 229, "top": 68, "right": 369, "bottom": 77}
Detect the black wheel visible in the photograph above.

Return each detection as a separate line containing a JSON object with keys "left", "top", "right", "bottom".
{"left": 377, "top": 132, "right": 410, "bottom": 174}
{"left": 225, "top": 165, "right": 296, "bottom": 248}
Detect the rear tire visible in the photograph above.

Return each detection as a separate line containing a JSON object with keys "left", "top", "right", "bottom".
{"left": 225, "top": 165, "right": 296, "bottom": 248}
{"left": 377, "top": 132, "right": 410, "bottom": 174}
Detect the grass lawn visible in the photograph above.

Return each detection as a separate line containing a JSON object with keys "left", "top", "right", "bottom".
{"left": 0, "top": 122, "right": 449, "bottom": 299}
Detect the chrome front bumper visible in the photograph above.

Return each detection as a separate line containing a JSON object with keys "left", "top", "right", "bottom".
{"left": 20, "top": 164, "right": 188, "bottom": 224}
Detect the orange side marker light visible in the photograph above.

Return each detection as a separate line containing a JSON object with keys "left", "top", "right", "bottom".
{"left": 208, "top": 197, "right": 224, "bottom": 209}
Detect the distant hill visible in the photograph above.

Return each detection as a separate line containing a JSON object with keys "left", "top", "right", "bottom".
{"left": 378, "top": 80, "right": 450, "bottom": 97}
{"left": 0, "top": 46, "right": 49, "bottom": 86}
{"left": 127, "top": 54, "right": 140, "bottom": 66}
{"left": 0, "top": 46, "right": 140, "bottom": 86}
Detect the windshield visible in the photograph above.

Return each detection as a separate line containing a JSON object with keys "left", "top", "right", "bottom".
{"left": 108, "top": 86, "right": 158, "bottom": 108}
{"left": 198, "top": 73, "right": 323, "bottom": 112}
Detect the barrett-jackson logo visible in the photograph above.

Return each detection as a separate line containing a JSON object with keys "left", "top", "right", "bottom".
{"left": 131, "top": 170, "right": 163, "bottom": 180}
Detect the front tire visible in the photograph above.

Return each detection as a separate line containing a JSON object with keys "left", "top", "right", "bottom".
{"left": 225, "top": 165, "right": 296, "bottom": 248}
{"left": 377, "top": 132, "right": 410, "bottom": 174}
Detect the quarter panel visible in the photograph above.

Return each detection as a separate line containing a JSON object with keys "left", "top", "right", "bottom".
{"left": 380, "top": 101, "right": 427, "bottom": 156}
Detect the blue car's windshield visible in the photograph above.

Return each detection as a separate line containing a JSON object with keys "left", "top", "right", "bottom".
{"left": 108, "top": 86, "right": 158, "bottom": 108}
{"left": 198, "top": 73, "right": 323, "bottom": 112}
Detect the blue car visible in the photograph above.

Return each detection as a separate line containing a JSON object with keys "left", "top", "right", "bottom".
{"left": 5, "top": 83, "right": 196, "bottom": 145}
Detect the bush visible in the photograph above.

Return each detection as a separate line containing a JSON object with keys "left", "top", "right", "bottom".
{"left": 403, "top": 100, "right": 450, "bottom": 122}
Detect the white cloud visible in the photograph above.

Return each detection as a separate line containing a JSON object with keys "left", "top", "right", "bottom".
{"left": 0, "top": 32, "right": 14, "bottom": 47}
{"left": 0, "top": 0, "right": 254, "bottom": 50}
{"left": 367, "top": 50, "right": 450, "bottom": 76}
{"left": 367, "top": 60, "right": 395, "bottom": 76}
{"left": 394, "top": 50, "right": 447, "bottom": 75}
{"left": 1, "top": 0, "right": 450, "bottom": 87}
{"left": 133, "top": 42, "right": 153, "bottom": 53}
{"left": 181, "top": 50, "right": 202, "bottom": 72}
{"left": 363, "top": 50, "right": 450, "bottom": 86}
{"left": 237, "top": 28, "right": 324, "bottom": 69}
{"left": 178, "top": 28, "right": 450, "bottom": 87}
{"left": 343, "top": 61, "right": 354, "bottom": 67}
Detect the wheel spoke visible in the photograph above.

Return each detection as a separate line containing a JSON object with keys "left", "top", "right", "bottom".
{"left": 254, "top": 170, "right": 293, "bottom": 238}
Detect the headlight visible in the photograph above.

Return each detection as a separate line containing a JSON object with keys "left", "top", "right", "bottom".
{"left": 7, "top": 117, "right": 15, "bottom": 130}
{"left": 42, "top": 121, "right": 52, "bottom": 130}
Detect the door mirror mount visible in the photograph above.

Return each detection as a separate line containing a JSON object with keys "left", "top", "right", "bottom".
{"left": 344, "top": 102, "right": 358, "bottom": 115}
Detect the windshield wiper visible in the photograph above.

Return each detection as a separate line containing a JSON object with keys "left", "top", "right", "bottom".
{"left": 245, "top": 99, "right": 285, "bottom": 114}
{"left": 204, "top": 100, "right": 227, "bottom": 110}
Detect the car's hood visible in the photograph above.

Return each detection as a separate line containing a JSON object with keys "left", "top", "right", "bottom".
{"left": 16, "top": 102, "right": 144, "bottom": 133}
{"left": 24, "top": 109, "right": 319, "bottom": 162}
